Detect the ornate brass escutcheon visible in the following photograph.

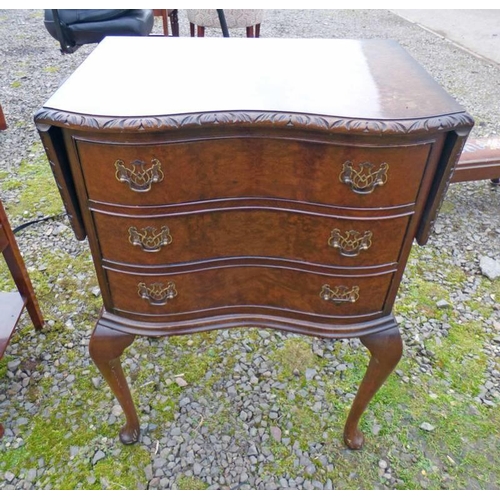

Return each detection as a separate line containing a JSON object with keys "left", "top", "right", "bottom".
{"left": 339, "top": 161, "right": 389, "bottom": 194}
{"left": 138, "top": 281, "right": 177, "bottom": 306}
{"left": 115, "top": 158, "right": 164, "bottom": 192}
{"left": 320, "top": 284, "right": 360, "bottom": 305}
{"left": 128, "top": 226, "right": 172, "bottom": 252}
{"left": 328, "top": 229, "right": 373, "bottom": 257}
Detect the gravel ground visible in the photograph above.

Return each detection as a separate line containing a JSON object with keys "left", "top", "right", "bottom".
{"left": 0, "top": 9, "right": 499, "bottom": 490}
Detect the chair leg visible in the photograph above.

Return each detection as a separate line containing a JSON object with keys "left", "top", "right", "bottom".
{"left": 190, "top": 22, "right": 195, "bottom": 37}
{"left": 255, "top": 23, "right": 261, "bottom": 38}
{"left": 197, "top": 25, "right": 205, "bottom": 37}
{"left": 169, "top": 9, "right": 179, "bottom": 37}
{"left": 0, "top": 104, "right": 7, "bottom": 131}
{"left": 153, "top": 9, "right": 169, "bottom": 36}
{"left": 161, "top": 10, "right": 169, "bottom": 36}
{"left": 246, "top": 26, "right": 254, "bottom": 38}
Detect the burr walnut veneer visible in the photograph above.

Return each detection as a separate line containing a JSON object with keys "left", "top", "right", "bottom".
{"left": 35, "top": 37, "right": 473, "bottom": 449}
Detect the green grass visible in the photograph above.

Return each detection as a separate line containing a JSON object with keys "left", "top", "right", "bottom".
{"left": 1, "top": 143, "right": 63, "bottom": 220}
{"left": 270, "top": 337, "right": 316, "bottom": 379}
{"left": 176, "top": 476, "right": 208, "bottom": 490}
{"left": 1, "top": 413, "right": 151, "bottom": 489}
{"left": 430, "top": 321, "right": 487, "bottom": 393}
{"left": 0, "top": 356, "right": 9, "bottom": 379}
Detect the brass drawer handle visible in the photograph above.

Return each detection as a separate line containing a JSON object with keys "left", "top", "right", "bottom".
{"left": 340, "top": 161, "right": 389, "bottom": 194}
{"left": 328, "top": 229, "right": 372, "bottom": 257}
{"left": 115, "top": 158, "right": 164, "bottom": 192}
{"left": 320, "top": 284, "right": 359, "bottom": 304}
{"left": 128, "top": 226, "right": 172, "bottom": 252}
{"left": 138, "top": 281, "right": 177, "bottom": 306}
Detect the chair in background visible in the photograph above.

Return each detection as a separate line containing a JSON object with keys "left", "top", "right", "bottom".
{"left": 187, "top": 9, "right": 263, "bottom": 38}
{"left": 153, "top": 9, "right": 179, "bottom": 36}
{"left": 43, "top": 9, "right": 154, "bottom": 54}
{"left": 0, "top": 199, "right": 44, "bottom": 439}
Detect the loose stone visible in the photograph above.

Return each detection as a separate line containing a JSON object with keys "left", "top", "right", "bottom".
{"left": 480, "top": 256, "right": 500, "bottom": 280}
{"left": 270, "top": 426, "right": 282, "bottom": 442}
{"left": 92, "top": 450, "right": 106, "bottom": 465}
{"left": 420, "top": 422, "right": 436, "bottom": 431}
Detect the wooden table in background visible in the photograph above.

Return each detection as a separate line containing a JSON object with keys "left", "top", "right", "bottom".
{"left": 0, "top": 199, "right": 44, "bottom": 438}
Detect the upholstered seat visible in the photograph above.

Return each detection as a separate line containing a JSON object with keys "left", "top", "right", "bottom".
{"left": 187, "top": 9, "right": 263, "bottom": 37}
{"left": 44, "top": 9, "right": 154, "bottom": 53}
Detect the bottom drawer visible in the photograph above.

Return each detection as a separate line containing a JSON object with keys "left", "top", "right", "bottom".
{"left": 105, "top": 266, "right": 394, "bottom": 321}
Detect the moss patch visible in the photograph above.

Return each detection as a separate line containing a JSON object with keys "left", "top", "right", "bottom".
{"left": 176, "top": 476, "right": 208, "bottom": 490}
{"left": 270, "top": 337, "right": 316, "bottom": 378}
{"left": 1, "top": 143, "right": 63, "bottom": 220}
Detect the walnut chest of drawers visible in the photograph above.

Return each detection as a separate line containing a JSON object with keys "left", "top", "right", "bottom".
{"left": 35, "top": 37, "right": 473, "bottom": 449}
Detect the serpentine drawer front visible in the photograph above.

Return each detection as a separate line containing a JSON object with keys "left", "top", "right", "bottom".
{"left": 104, "top": 265, "right": 395, "bottom": 320}
{"left": 91, "top": 205, "right": 412, "bottom": 268}
{"left": 35, "top": 37, "right": 473, "bottom": 450}
{"left": 75, "top": 138, "right": 433, "bottom": 208}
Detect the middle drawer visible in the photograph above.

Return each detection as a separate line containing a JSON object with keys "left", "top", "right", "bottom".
{"left": 92, "top": 207, "right": 410, "bottom": 268}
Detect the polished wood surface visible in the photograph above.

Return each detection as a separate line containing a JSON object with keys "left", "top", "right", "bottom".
{"left": 89, "top": 324, "right": 138, "bottom": 444}
{"left": 344, "top": 326, "right": 403, "bottom": 449}
{"left": 91, "top": 205, "right": 411, "bottom": 268}
{"left": 42, "top": 37, "right": 465, "bottom": 120}
{"left": 35, "top": 37, "right": 473, "bottom": 449}
{"left": 105, "top": 265, "right": 395, "bottom": 320}
{"left": 74, "top": 137, "right": 432, "bottom": 208}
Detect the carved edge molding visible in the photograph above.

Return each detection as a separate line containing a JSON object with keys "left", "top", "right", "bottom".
{"left": 35, "top": 108, "right": 474, "bottom": 135}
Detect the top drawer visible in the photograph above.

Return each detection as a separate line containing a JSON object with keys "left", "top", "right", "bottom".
{"left": 75, "top": 137, "right": 432, "bottom": 208}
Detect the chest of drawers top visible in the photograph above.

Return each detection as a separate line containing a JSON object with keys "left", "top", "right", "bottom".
{"left": 39, "top": 36, "right": 465, "bottom": 125}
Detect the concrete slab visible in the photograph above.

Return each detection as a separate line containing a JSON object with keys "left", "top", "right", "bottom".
{"left": 392, "top": 9, "right": 500, "bottom": 66}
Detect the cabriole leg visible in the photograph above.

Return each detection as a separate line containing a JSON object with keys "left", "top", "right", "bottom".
{"left": 89, "top": 322, "right": 139, "bottom": 444}
{"left": 343, "top": 326, "right": 403, "bottom": 450}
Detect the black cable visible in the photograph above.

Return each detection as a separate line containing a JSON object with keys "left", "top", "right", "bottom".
{"left": 217, "top": 9, "right": 229, "bottom": 37}
{"left": 12, "top": 213, "right": 64, "bottom": 235}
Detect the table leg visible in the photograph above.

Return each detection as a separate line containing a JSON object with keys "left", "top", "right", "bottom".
{"left": 89, "top": 322, "right": 139, "bottom": 444}
{"left": 343, "top": 326, "right": 403, "bottom": 449}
